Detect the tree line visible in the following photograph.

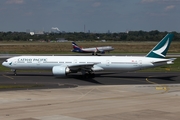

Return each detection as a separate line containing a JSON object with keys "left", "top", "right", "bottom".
{"left": 0, "top": 30, "right": 180, "bottom": 41}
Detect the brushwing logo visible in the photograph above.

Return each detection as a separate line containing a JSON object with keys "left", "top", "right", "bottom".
{"left": 9, "top": 62, "right": 12, "bottom": 65}
{"left": 153, "top": 38, "right": 169, "bottom": 57}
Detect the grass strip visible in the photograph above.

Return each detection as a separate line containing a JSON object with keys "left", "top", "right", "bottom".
{"left": 0, "top": 84, "right": 44, "bottom": 89}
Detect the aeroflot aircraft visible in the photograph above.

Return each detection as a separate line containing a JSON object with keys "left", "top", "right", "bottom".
{"left": 71, "top": 42, "right": 114, "bottom": 55}
{"left": 2, "top": 33, "right": 175, "bottom": 77}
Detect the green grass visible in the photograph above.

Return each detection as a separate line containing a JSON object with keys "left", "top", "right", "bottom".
{"left": 0, "top": 84, "right": 44, "bottom": 90}
{"left": 0, "top": 41, "right": 180, "bottom": 54}
{"left": 0, "top": 65, "right": 9, "bottom": 72}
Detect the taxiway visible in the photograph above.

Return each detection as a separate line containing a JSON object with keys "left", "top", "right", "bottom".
{"left": 0, "top": 71, "right": 180, "bottom": 88}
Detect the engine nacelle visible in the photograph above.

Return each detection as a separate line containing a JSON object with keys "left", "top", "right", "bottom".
{"left": 52, "top": 66, "right": 70, "bottom": 76}
{"left": 100, "top": 51, "right": 105, "bottom": 54}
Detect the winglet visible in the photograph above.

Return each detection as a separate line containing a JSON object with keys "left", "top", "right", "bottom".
{"left": 146, "top": 33, "right": 174, "bottom": 58}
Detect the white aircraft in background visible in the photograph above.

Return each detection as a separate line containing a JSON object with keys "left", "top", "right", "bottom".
{"left": 71, "top": 42, "right": 114, "bottom": 55}
{"left": 2, "top": 33, "right": 175, "bottom": 77}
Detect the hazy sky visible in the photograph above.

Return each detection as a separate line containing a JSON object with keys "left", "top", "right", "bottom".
{"left": 0, "top": 0, "right": 180, "bottom": 32}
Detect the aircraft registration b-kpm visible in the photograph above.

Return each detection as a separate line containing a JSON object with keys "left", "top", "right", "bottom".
{"left": 2, "top": 33, "right": 176, "bottom": 77}
{"left": 71, "top": 41, "right": 114, "bottom": 55}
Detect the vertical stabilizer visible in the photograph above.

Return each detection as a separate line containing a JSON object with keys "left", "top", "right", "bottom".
{"left": 146, "top": 33, "right": 174, "bottom": 58}
{"left": 72, "top": 42, "right": 79, "bottom": 49}
{"left": 72, "top": 42, "right": 82, "bottom": 52}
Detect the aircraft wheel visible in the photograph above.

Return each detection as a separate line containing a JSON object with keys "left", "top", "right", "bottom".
{"left": 14, "top": 70, "right": 17, "bottom": 76}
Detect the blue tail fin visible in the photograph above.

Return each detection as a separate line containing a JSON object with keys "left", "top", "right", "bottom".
{"left": 72, "top": 42, "right": 82, "bottom": 52}
{"left": 72, "top": 42, "right": 79, "bottom": 49}
{"left": 146, "top": 33, "right": 174, "bottom": 58}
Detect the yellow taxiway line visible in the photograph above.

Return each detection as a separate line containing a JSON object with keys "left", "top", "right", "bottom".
{"left": 146, "top": 76, "right": 169, "bottom": 93}
{"left": 2, "top": 74, "right": 14, "bottom": 80}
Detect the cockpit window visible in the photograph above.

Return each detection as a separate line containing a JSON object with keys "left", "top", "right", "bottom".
{"left": 5, "top": 60, "right": 8, "bottom": 62}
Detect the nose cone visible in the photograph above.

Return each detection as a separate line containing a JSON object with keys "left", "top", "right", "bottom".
{"left": 2, "top": 62, "right": 6, "bottom": 66}
{"left": 2, "top": 61, "right": 8, "bottom": 67}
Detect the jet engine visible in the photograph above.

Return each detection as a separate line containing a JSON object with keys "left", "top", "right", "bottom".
{"left": 52, "top": 66, "right": 70, "bottom": 76}
{"left": 100, "top": 51, "right": 105, "bottom": 54}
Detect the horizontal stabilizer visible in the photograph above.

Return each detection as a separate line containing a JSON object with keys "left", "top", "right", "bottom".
{"left": 167, "top": 58, "right": 176, "bottom": 64}
{"left": 151, "top": 58, "right": 176, "bottom": 65}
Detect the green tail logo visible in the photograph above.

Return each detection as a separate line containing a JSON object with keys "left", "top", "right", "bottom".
{"left": 146, "top": 33, "right": 174, "bottom": 58}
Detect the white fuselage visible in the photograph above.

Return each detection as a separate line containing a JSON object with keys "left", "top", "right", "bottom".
{"left": 2, "top": 56, "right": 169, "bottom": 72}
{"left": 81, "top": 46, "right": 114, "bottom": 53}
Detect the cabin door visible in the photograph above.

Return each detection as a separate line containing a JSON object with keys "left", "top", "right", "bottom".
{"left": 106, "top": 60, "right": 110, "bottom": 66}
{"left": 12, "top": 59, "right": 17, "bottom": 65}
{"left": 138, "top": 60, "right": 142, "bottom": 69}
{"left": 74, "top": 59, "right": 77, "bottom": 64}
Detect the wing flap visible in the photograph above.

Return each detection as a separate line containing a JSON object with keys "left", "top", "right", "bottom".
{"left": 67, "top": 63, "right": 103, "bottom": 72}
{"left": 68, "top": 63, "right": 95, "bottom": 71}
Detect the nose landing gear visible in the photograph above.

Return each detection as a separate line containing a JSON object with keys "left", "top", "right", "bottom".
{"left": 11, "top": 69, "right": 17, "bottom": 76}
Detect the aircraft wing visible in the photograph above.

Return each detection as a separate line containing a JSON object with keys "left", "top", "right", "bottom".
{"left": 68, "top": 63, "right": 95, "bottom": 70}
{"left": 67, "top": 63, "right": 103, "bottom": 71}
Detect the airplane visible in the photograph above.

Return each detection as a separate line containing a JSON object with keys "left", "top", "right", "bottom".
{"left": 71, "top": 41, "right": 114, "bottom": 55}
{"left": 2, "top": 33, "right": 175, "bottom": 77}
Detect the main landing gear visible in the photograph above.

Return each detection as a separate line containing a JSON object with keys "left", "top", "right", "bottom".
{"left": 92, "top": 53, "right": 98, "bottom": 56}
{"left": 81, "top": 70, "right": 95, "bottom": 78}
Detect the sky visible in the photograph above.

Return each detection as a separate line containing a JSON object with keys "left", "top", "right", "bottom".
{"left": 0, "top": 0, "right": 180, "bottom": 33}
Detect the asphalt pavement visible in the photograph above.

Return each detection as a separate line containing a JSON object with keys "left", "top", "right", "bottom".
{"left": 0, "top": 71, "right": 179, "bottom": 90}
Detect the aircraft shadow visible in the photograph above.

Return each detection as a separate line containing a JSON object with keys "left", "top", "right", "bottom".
{"left": 67, "top": 75, "right": 105, "bottom": 85}
{"left": 2, "top": 72, "right": 178, "bottom": 84}
{"left": 96, "top": 75, "right": 177, "bottom": 81}
{"left": 6, "top": 74, "right": 53, "bottom": 77}
{"left": 68, "top": 73, "right": 178, "bottom": 85}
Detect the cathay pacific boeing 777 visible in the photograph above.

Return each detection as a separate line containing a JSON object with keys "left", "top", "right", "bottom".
{"left": 2, "top": 33, "right": 175, "bottom": 77}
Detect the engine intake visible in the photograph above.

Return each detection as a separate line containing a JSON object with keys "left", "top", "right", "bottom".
{"left": 52, "top": 66, "right": 70, "bottom": 76}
